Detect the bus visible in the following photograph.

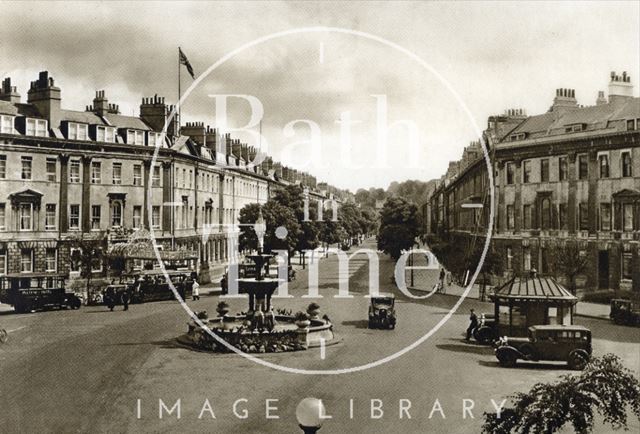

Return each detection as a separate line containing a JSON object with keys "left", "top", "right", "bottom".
{"left": 0, "top": 273, "right": 82, "bottom": 313}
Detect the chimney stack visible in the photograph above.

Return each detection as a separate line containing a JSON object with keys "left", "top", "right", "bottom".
{"left": 92, "top": 90, "right": 109, "bottom": 116}
{"left": 550, "top": 88, "right": 578, "bottom": 112}
{"left": 595, "top": 90, "right": 607, "bottom": 106}
{"left": 608, "top": 70, "right": 634, "bottom": 104}
{"left": 0, "top": 78, "right": 21, "bottom": 103}
{"left": 27, "top": 71, "right": 61, "bottom": 128}
{"left": 140, "top": 94, "right": 178, "bottom": 137}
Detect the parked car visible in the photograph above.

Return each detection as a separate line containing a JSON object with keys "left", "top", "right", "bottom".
{"left": 472, "top": 313, "right": 499, "bottom": 344}
{"left": 610, "top": 298, "right": 640, "bottom": 326}
{"left": 368, "top": 293, "right": 396, "bottom": 329}
{"left": 495, "top": 325, "right": 592, "bottom": 370}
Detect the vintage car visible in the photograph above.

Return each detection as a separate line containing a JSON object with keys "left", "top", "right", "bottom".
{"left": 0, "top": 273, "right": 82, "bottom": 313}
{"left": 610, "top": 298, "right": 640, "bottom": 327}
{"left": 472, "top": 313, "right": 499, "bottom": 344}
{"left": 368, "top": 293, "right": 396, "bottom": 329}
{"left": 495, "top": 325, "right": 592, "bottom": 370}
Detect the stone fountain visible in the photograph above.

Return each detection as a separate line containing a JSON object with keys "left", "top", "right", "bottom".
{"left": 180, "top": 210, "right": 336, "bottom": 353}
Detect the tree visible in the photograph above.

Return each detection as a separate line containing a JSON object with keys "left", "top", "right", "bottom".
{"left": 482, "top": 354, "right": 640, "bottom": 433}
{"left": 377, "top": 197, "right": 420, "bottom": 260}
{"left": 338, "top": 203, "right": 363, "bottom": 246}
{"left": 467, "top": 241, "right": 505, "bottom": 300}
{"left": 239, "top": 184, "right": 320, "bottom": 264}
{"left": 69, "top": 232, "right": 106, "bottom": 296}
{"left": 550, "top": 242, "right": 589, "bottom": 294}
{"left": 318, "top": 213, "right": 346, "bottom": 254}
{"left": 238, "top": 202, "right": 301, "bottom": 262}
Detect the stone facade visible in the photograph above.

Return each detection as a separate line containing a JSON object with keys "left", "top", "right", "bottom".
{"left": 0, "top": 71, "right": 347, "bottom": 285}
{"left": 428, "top": 72, "right": 640, "bottom": 292}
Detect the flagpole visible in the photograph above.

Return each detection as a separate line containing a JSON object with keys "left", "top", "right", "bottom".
{"left": 178, "top": 47, "right": 181, "bottom": 132}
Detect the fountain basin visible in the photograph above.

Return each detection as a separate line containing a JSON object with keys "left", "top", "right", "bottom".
{"left": 182, "top": 314, "right": 335, "bottom": 353}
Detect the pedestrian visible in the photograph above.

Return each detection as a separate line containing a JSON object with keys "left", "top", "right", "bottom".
{"left": 121, "top": 288, "right": 130, "bottom": 311}
{"left": 192, "top": 278, "right": 200, "bottom": 301}
{"left": 438, "top": 268, "right": 446, "bottom": 293}
{"left": 105, "top": 286, "right": 115, "bottom": 311}
{"left": 466, "top": 309, "right": 478, "bottom": 341}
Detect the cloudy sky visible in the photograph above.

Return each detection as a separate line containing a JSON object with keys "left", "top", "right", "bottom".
{"left": 1, "top": 1, "right": 638, "bottom": 191}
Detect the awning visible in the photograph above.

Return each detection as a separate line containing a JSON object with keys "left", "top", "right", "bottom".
{"left": 108, "top": 242, "right": 198, "bottom": 261}
{"left": 491, "top": 274, "right": 577, "bottom": 304}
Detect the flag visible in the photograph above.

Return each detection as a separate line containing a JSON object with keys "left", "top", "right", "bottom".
{"left": 179, "top": 47, "right": 195, "bottom": 79}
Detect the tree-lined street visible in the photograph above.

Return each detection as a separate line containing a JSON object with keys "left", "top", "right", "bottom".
{"left": 1, "top": 238, "right": 638, "bottom": 433}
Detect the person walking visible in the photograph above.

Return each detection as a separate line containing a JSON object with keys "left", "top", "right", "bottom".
{"left": 121, "top": 288, "right": 130, "bottom": 311}
{"left": 192, "top": 278, "right": 200, "bottom": 301}
{"left": 438, "top": 268, "right": 446, "bottom": 293}
{"left": 466, "top": 309, "right": 478, "bottom": 341}
{"left": 105, "top": 286, "right": 115, "bottom": 311}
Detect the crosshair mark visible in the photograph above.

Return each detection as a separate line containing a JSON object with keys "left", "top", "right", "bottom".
{"left": 275, "top": 225, "right": 288, "bottom": 240}
{"left": 461, "top": 203, "right": 484, "bottom": 208}
{"left": 319, "top": 338, "right": 326, "bottom": 360}
{"left": 319, "top": 41, "right": 324, "bottom": 64}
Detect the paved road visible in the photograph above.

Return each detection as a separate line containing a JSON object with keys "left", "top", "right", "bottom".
{"left": 0, "top": 239, "right": 638, "bottom": 433}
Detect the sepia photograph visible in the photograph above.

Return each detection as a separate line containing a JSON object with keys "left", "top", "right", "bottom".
{"left": 0, "top": 1, "right": 639, "bottom": 433}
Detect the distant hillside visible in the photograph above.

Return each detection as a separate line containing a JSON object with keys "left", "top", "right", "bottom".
{"left": 354, "top": 179, "right": 437, "bottom": 209}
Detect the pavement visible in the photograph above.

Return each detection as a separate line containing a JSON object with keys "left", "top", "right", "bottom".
{"left": 0, "top": 238, "right": 637, "bottom": 433}
{"left": 408, "top": 280, "right": 612, "bottom": 320}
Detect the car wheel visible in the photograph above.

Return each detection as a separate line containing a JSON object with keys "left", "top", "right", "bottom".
{"left": 568, "top": 350, "right": 589, "bottom": 370}
{"left": 0, "top": 329, "right": 8, "bottom": 343}
{"left": 497, "top": 351, "right": 517, "bottom": 368}
{"left": 519, "top": 344, "right": 535, "bottom": 360}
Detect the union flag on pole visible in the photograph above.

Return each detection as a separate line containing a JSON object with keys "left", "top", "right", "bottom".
{"left": 179, "top": 47, "right": 195, "bottom": 79}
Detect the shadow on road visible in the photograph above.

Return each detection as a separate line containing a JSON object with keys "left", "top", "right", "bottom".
{"left": 478, "top": 359, "right": 570, "bottom": 371}
{"left": 341, "top": 319, "right": 369, "bottom": 329}
{"left": 108, "top": 338, "right": 187, "bottom": 350}
{"left": 436, "top": 343, "right": 493, "bottom": 355}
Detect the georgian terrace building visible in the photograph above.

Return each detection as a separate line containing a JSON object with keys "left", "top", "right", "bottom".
{"left": 0, "top": 71, "right": 342, "bottom": 285}
{"left": 428, "top": 71, "right": 640, "bottom": 292}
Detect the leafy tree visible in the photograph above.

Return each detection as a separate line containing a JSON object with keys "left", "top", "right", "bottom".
{"left": 482, "top": 354, "right": 640, "bottom": 434}
{"left": 69, "top": 232, "right": 106, "bottom": 296}
{"left": 550, "top": 242, "right": 589, "bottom": 294}
{"left": 238, "top": 202, "right": 301, "bottom": 262}
{"left": 318, "top": 213, "right": 346, "bottom": 254}
{"left": 377, "top": 197, "right": 420, "bottom": 260}
{"left": 467, "top": 241, "right": 505, "bottom": 299}
{"left": 338, "top": 203, "right": 363, "bottom": 245}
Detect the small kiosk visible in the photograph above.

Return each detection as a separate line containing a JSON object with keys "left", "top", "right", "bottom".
{"left": 491, "top": 273, "right": 578, "bottom": 337}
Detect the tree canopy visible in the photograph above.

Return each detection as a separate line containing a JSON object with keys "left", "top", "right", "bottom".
{"left": 377, "top": 196, "right": 420, "bottom": 259}
{"left": 482, "top": 354, "right": 640, "bottom": 434}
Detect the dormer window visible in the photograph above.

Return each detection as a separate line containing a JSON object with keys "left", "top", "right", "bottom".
{"left": 509, "top": 132, "right": 526, "bottom": 141}
{"left": 26, "top": 118, "right": 47, "bottom": 137}
{"left": 95, "top": 126, "right": 116, "bottom": 143}
{"left": 0, "top": 115, "right": 14, "bottom": 134}
{"left": 126, "top": 129, "right": 145, "bottom": 145}
{"left": 565, "top": 123, "right": 586, "bottom": 133}
{"left": 148, "top": 132, "right": 164, "bottom": 147}
{"left": 67, "top": 122, "right": 88, "bottom": 140}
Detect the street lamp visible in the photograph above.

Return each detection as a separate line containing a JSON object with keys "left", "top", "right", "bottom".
{"left": 254, "top": 208, "right": 266, "bottom": 254}
{"left": 296, "top": 397, "right": 325, "bottom": 433}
